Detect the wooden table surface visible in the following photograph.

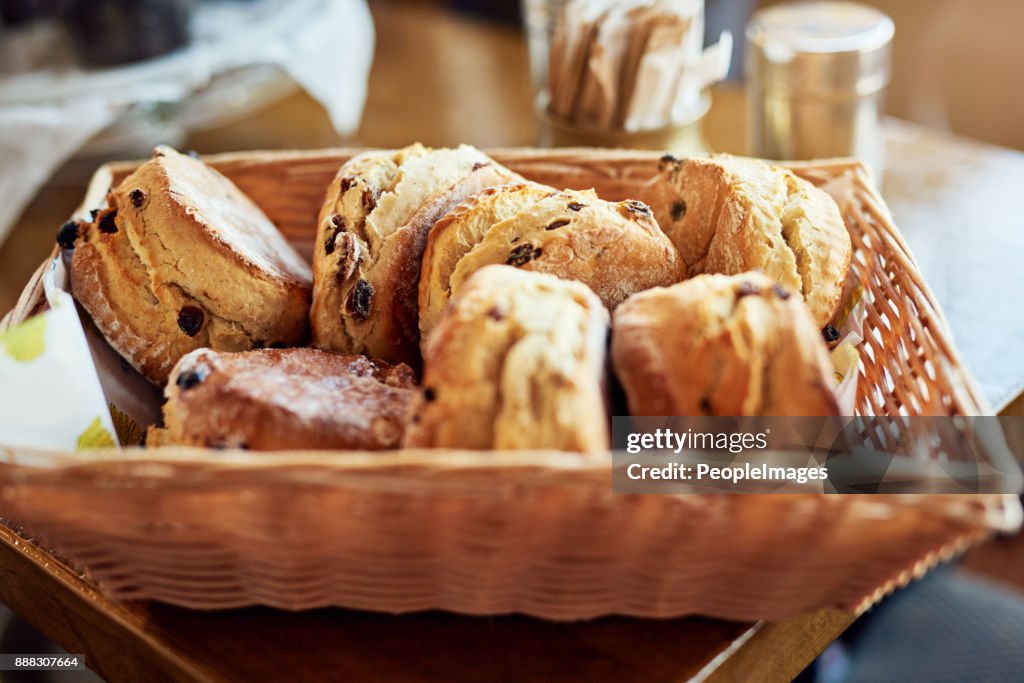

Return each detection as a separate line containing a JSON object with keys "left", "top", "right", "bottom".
{"left": 0, "top": 522, "right": 853, "bottom": 683}
{"left": 0, "top": 1, "right": 1020, "bottom": 681}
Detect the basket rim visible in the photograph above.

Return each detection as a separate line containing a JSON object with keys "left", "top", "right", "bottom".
{"left": 1, "top": 445, "right": 1021, "bottom": 535}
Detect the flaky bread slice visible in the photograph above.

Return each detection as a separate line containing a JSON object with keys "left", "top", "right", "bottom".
{"left": 405, "top": 265, "right": 610, "bottom": 452}
{"left": 659, "top": 155, "right": 851, "bottom": 327}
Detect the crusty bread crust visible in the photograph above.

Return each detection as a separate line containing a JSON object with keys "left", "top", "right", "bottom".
{"left": 453, "top": 189, "right": 683, "bottom": 308}
{"left": 70, "top": 147, "right": 312, "bottom": 384}
{"left": 311, "top": 145, "right": 521, "bottom": 368}
{"left": 658, "top": 155, "right": 851, "bottom": 327}
{"left": 612, "top": 272, "right": 841, "bottom": 416}
{"left": 418, "top": 182, "right": 556, "bottom": 347}
{"left": 420, "top": 189, "right": 683, "bottom": 347}
{"left": 151, "top": 347, "right": 416, "bottom": 450}
{"left": 405, "top": 265, "right": 610, "bottom": 452}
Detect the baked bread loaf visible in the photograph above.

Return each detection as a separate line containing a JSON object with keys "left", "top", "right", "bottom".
{"left": 310, "top": 144, "right": 522, "bottom": 368}
{"left": 70, "top": 146, "right": 312, "bottom": 384}
{"left": 658, "top": 154, "right": 851, "bottom": 327}
{"left": 149, "top": 347, "right": 417, "bottom": 450}
{"left": 612, "top": 272, "right": 841, "bottom": 416}
{"left": 419, "top": 187, "right": 682, "bottom": 344}
{"left": 418, "top": 181, "right": 555, "bottom": 343}
{"left": 405, "top": 265, "right": 610, "bottom": 452}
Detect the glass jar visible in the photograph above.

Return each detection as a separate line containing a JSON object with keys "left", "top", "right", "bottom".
{"left": 536, "top": 91, "right": 711, "bottom": 154}
{"left": 521, "top": 0, "right": 712, "bottom": 154}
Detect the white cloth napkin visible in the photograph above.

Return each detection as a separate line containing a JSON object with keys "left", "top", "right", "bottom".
{"left": 0, "top": 98, "right": 120, "bottom": 248}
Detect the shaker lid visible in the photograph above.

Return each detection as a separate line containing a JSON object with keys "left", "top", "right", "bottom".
{"left": 746, "top": 1, "right": 894, "bottom": 96}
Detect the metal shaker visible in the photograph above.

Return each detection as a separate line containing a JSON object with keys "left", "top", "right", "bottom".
{"left": 745, "top": 1, "right": 894, "bottom": 176}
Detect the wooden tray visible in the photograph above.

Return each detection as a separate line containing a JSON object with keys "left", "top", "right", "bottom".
{"left": 0, "top": 148, "right": 1019, "bottom": 621}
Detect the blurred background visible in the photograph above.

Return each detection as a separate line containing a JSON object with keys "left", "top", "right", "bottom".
{"left": 2, "top": 0, "right": 1023, "bottom": 314}
{"left": 1, "top": 1, "right": 1023, "bottom": 681}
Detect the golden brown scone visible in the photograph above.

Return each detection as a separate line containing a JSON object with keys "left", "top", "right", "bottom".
{"left": 310, "top": 144, "right": 522, "bottom": 368}
{"left": 658, "top": 154, "right": 851, "bottom": 327}
{"left": 421, "top": 189, "right": 682, "bottom": 343}
{"left": 418, "top": 181, "right": 556, "bottom": 346}
{"left": 405, "top": 265, "right": 610, "bottom": 452}
{"left": 70, "top": 146, "right": 312, "bottom": 384}
{"left": 149, "top": 347, "right": 417, "bottom": 450}
{"left": 612, "top": 272, "right": 841, "bottom": 416}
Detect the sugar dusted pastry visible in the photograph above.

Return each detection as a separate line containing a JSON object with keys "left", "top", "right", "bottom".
{"left": 150, "top": 347, "right": 417, "bottom": 451}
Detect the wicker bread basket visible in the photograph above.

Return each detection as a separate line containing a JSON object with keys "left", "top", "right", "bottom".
{"left": 0, "top": 149, "right": 1019, "bottom": 621}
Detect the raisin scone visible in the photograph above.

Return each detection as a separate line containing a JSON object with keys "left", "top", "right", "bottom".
{"left": 612, "top": 272, "right": 841, "bottom": 416}
{"left": 658, "top": 154, "right": 851, "bottom": 327}
{"left": 419, "top": 188, "right": 682, "bottom": 344}
{"left": 69, "top": 146, "right": 312, "bottom": 384}
{"left": 310, "top": 144, "right": 522, "bottom": 368}
{"left": 405, "top": 265, "right": 610, "bottom": 452}
{"left": 418, "top": 181, "right": 556, "bottom": 344}
{"left": 148, "top": 347, "right": 417, "bottom": 450}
